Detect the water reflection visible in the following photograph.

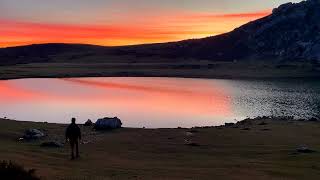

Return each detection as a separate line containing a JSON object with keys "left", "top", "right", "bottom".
{"left": 1, "top": 78, "right": 319, "bottom": 127}
{"left": 0, "top": 78, "right": 233, "bottom": 128}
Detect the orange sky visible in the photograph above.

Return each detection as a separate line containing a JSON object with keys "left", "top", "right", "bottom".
{"left": 0, "top": 10, "right": 270, "bottom": 48}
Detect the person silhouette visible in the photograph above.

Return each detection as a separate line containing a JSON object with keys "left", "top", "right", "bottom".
{"left": 65, "top": 118, "right": 81, "bottom": 160}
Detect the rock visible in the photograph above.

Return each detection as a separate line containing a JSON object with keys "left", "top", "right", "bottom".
{"left": 184, "top": 139, "right": 200, "bottom": 146}
{"left": 272, "top": 2, "right": 294, "bottom": 14}
{"left": 23, "top": 129, "right": 45, "bottom": 140}
{"left": 81, "top": 140, "right": 90, "bottom": 145}
{"left": 184, "top": 140, "right": 200, "bottom": 147}
{"left": 94, "top": 117, "right": 122, "bottom": 130}
{"left": 40, "top": 141, "right": 63, "bottom": 148}
{"left": 308, "top": 117, "right": 318, "bottom": 122}
{"left": 84, "top": 119, "right": 93, "bottom": 126}
{"left": 296, "top": 145, "right": 316, "bottom": 153}
{"left": 225, "top": 123, "right": 235, "bottom": 127}
{"left": 258, "top": 122, "right": 268, "bottom": 125}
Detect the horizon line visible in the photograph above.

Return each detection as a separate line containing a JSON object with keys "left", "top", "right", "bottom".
{"left": 0, "top": 9, "right": 271, "bottom": 48}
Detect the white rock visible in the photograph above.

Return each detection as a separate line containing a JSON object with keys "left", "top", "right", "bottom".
{"left": 94, "top": 117, "right": 122, "bottom": 130}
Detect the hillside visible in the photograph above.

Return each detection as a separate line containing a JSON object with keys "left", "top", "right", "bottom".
{"left": 120, "top": 0, "right": 320, "bottom": 62}
{"left": 1, "top": 0, "right": 320, "bottom": 66}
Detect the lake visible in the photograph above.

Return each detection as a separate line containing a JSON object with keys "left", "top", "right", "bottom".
{"left": 0, "top": 77, "right": 319, "bottom": 128}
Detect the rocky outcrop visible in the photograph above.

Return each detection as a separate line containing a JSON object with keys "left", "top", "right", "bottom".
{"left": 94, "top": 117, "right": 122, "bottom": 130}
{"left": 84, "top": 119, "right": 93, "bottom": 126}
{"left": 242, "top": 0, "right": 320, "bottom": 61}
{"left": 23, "top": 129, "right": 45, "bottom": 140}
{"left": 121, "top": 0, "right": 320, "bottom": 62}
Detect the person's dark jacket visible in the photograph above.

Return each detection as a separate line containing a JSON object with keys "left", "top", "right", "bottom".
{"left": 65, "top": 123, "right": 81, "bottom": 141}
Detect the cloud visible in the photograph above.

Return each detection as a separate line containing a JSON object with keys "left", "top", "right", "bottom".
{"left": 0, "top": 10, "right": 270, "bottom": 47}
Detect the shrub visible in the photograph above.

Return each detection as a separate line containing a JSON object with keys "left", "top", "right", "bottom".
{"left": 0, "top": 160, "right": 40, "bottom": 180}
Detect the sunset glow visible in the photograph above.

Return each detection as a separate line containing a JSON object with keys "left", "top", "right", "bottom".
{"left": 0, "top": 0, "right": 301, "bottom": 47}
{"left": 0, "top": 78, "right": 233, "bottom": 127}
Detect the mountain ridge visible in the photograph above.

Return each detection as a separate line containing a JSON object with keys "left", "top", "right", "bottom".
{"left": 120, "top": 0, "right": 320, "bottom": 61}
{"left": 1, "top": 0, "right": 320, "bottom": 66}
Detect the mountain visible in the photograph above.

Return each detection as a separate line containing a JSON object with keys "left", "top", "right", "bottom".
{"left": 120, "top": 0, "right": 320, "bottom": 62}
{"left": 1, "top": 0, "right": 320, "bottom": 66}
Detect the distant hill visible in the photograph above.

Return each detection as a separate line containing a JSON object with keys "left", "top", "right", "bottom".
{"left": 0, "top": 44, "right": 110, "bottom": 65}
{"left": 1, "top": 0, "right": 320, "bottom": 66}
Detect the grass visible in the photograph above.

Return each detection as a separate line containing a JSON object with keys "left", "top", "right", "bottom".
{"left": 0, "top": 61, "right": 319, "bottom": 80}
{"left": 0, "top": 117, "right": 320, "bottom": 179}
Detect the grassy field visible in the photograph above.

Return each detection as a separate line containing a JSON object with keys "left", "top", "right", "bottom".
{"left": 0, "top": 117, "right": 319, "bottom": 179}
{"left": 0, "top": 62, "right": 319, "bottom": 80}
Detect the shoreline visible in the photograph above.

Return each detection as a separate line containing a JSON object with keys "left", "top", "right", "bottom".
{"left": 2, "top": 116, "right": 319, "bottom": 129}
{"left": 2, "top": 74, "right": 320, "bottom": 81}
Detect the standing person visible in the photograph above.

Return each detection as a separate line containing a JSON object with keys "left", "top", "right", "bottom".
{"left": 65, "top": 118, "right": 81, "bottom": 160}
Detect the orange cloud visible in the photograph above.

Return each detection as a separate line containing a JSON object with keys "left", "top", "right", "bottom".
{"left": 0, "top": 10, "right": 271, "bottom": 47}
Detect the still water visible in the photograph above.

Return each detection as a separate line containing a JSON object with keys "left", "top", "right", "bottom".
{"left": 0, "top": 77, "right": 319, "bottom": 128}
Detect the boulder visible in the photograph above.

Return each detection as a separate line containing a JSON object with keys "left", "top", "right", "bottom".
{"left": 308, "top": 117, "right": 318, "bottom": 122}
{"left": 40, "top": 141, "right": 63, "bottom": 148}
{"left": 23, "top": 129, "right": 45, "bottom": 140}
{"left": 184, "top": 139, "right": 200, "bottom": 147}
{"left": 94, "top": 117, "right": 122, "bottom": 130}
{"left": 84, "top": 119, "right": 93, "bottom": 126}
{"left": 296, "top": 145, "right": 316, "bottom": 153}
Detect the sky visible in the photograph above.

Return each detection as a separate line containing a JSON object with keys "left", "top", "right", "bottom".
{"left": 0, "top": 0, "right": 302, "bottom": 47}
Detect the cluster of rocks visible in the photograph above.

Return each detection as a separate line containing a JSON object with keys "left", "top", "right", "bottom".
{"left": 22, "top": 129, "right": 45, "bottom": 140}
{"left": 19, "top": 117, "right": 123, "bottom": 147}
{"left": 248, "top": 0, "right": 320, "bottom": 61}
{"left": 84, "top": 117, "right": 123, "bottom": 130}
{"left": 84, "top": 119, "right": 93, "bottom": 126}
{"left": 20, "top": 129, "right": 64, "bottom": 148}
{"left": 235, "top": 116, "right": 319, "bottom": 125}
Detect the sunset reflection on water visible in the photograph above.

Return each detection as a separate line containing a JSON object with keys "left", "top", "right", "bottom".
{"left": 0, "top": 77, "right": 234, "bottom": 128}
